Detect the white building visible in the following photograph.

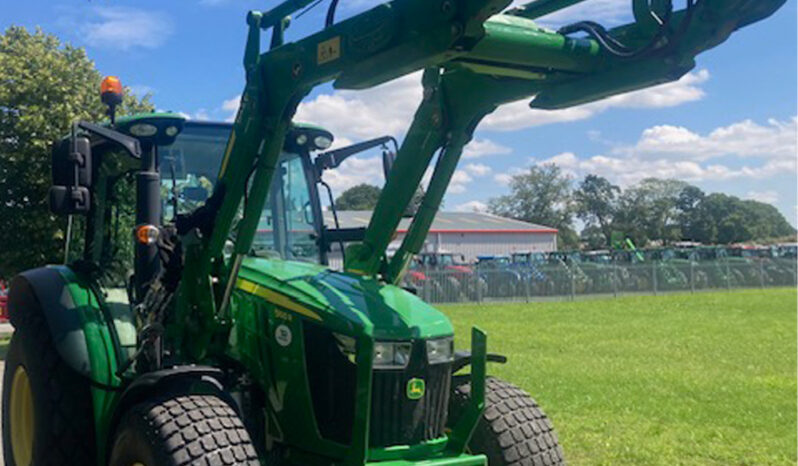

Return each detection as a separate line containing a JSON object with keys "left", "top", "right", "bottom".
{"left": 324, "top": 210, "right": 558, "bottom": 267}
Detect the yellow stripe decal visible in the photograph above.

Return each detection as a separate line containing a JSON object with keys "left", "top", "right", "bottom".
{"left": 219, "top": 130, "right": 237, "bottom": 178}
{"left": 236, "top": 278, "right": 322, "bottom": 321}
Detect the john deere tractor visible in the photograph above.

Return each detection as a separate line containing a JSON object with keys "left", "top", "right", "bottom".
{"left": 2, "top": 0, "right": 785, "bottom": 465}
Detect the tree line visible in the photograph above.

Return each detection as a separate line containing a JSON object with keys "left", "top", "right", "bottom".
{"left": 0, "top": 27, "right": 153, "bottom": 277}
{"left": 489, "top": 166, "right": 796, "bottom": 250}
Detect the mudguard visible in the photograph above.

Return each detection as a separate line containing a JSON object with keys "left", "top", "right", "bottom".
{"left": 9, "top": 267, "right": 93, "bottom": 377}
{"left": 7, "top": 265, "right": 130, "bottom": 387}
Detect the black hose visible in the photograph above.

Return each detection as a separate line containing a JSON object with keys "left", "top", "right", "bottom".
{"left": 558, "top": 0, "right": 698, "bottom": 59}
{"left": 326, "top": 0, "right": 340, "bottom": 27}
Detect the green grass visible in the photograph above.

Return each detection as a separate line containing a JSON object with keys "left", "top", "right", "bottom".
{"left": 440, "top": 288, "right": 797, "bottom": 465}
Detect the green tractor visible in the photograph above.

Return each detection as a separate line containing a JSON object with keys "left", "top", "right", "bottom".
{"left": 2, "top": 0, "right": 785, "bottom": 465}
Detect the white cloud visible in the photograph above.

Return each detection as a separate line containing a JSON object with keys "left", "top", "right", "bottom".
{"left": 81, "top": 7, "right": 173, "bottom": 50}
{"left": 321, "top": 156, "right": 385, "bottom": 192}
{"left": 493, "top": 173, "right": 513, "bottom": 186}
{"left": 510, "top": 0, "right": 632, "bottom": 28}
{"left": 463, "top": 138, "right": 512, "bottom": 159}
{"left": 628, "top": 117, "right": 797, "bottom": 161}
{"left": 454, "top": 200, "right": 489, "bottom": 213}
{"left": 295, "top": 72, "right": 422, "bottom": 141}
{"left": 747, "top": 191, "right": 780, "bottom": 204}
{"left": 482, "top": 70, "right": 710, "bottom": 131}
{"left": 533, "top": 117, "right": 798, "bottom": 186}
{"left": 465, "top": 163, "right": 492, "bottom": 177}
{"left": 222, "top": 94, "right": 242, "bottom": 122}
{"left": 448, "top": 170, "right": 474, "bottom": 194}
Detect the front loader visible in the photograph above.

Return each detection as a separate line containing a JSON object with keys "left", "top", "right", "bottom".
{"left": 2, "top": 0, "right": 785, "bottom": 465}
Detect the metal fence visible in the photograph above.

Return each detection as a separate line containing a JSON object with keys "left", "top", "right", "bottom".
{"left": 405, "top": 258, "right": 798, "bottom": 304}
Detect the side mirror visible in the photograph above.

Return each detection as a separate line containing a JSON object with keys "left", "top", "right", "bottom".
{"left": 382, "top": 149, "right": 395, "bottom": 181}
{"left": 49, "top": 135, "right": 93, "bottom": 215}
{"left": 52, "top": 136, "right": 92, "bottom": 187}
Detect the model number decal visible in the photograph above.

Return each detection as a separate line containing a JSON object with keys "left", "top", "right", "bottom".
{"left": 275, "top": 324, "right": 293, "bottom": 347}
{"left": 317, "top": 37, "right": 341, "bottom": 65}
{"left": 274, "top": 309, "right": 292, "bottom": 322}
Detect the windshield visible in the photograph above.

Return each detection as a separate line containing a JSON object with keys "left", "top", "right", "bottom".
{"left": 159, "top": 122, "right": 320, "bottom": 263}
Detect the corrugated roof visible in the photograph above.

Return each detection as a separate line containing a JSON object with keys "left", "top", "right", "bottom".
{"left": 323, "top": 211, "right": 558, "bottom": 233}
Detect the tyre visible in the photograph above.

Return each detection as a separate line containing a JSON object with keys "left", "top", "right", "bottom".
{"left": 2, "top": 306, "right": 96, "bottom": 465}
{"left": 450, "top": 376, "right": 565, "bottom": 466}
{"left": 109, "top": 393, "right": 260, "bottom": 466}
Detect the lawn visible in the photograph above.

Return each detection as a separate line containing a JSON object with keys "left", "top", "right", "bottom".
{"left": 440, "top": 288, "right": 797, "bottom": 465}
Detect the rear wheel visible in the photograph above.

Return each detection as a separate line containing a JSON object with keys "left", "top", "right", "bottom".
{"left": 108, "top": 393, "right": 260, "bottom": 466}
{"left": 2, "top": 308, "right": 96, "bottom": 465}
{"left": 450, "top": 377, "right": 565, "bottom": 466}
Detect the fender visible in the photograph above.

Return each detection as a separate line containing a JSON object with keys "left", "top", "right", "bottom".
{"left": 9, "top": 266, "right": 93, "bottom": 377}
{"left": 7, "top": 265, "right": 131, "bottom": 386}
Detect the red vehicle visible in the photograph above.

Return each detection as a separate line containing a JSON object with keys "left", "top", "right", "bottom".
{"left": 0, "top": 280, "right": 7, "bottom": 322}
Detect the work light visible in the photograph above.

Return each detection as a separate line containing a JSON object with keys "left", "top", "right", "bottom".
{"left": 373, "top": 341, "right": 412, "bottom": 369}
{"left": 426, "top": 337, "right": 454, "bottom": 364}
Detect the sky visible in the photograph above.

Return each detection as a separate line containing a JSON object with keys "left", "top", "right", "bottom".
{"left": 3, "top": 0, "right": 797, "bottom": 226}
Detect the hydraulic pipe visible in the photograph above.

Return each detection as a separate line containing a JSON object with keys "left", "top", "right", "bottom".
{"left": 462, "top": 15, "right": 602, "bottom": 74}
{"left": 344, "top": 70, "right": 445, "bottom": 275}
{"left": 385, "top": 132, "right": 470, "bottom": 283}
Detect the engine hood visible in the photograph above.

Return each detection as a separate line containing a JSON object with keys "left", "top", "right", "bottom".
{"left": 236, "top": 257, "right": 453, "bottom": 340}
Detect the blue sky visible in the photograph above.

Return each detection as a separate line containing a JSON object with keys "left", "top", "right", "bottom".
{"left": 4, "top": 0, "right": 797, "bottom": 226}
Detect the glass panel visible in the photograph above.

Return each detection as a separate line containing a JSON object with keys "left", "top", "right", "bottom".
{"left": 159, "top": 124, "right": 229, "bottom": 218}
{"left": 160, "top": 123, "right": 320, "bottom": 263}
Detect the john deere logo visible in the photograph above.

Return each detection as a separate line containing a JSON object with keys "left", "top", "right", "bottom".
{"left": 406, "top": 378, "right": 425, "bottom": 400}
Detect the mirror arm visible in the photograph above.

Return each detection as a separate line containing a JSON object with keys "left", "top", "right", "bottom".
{"left": 77, "top": 122, "right": 142, "bottom": 160}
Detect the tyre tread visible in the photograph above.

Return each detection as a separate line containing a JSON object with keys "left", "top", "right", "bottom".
{"left": 452, "top": 377, "right": 565, "bottom": 466}
{"left": 122, "top": 394, "right": 259, "bottom": 466}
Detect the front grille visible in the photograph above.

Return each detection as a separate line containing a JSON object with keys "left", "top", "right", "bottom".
{"left": 369, "top": 340, "right": 451, "bottom": 447}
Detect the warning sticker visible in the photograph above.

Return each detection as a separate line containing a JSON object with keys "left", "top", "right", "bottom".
{"left": 317, "top": 36, "right": 341, "bottom": 65}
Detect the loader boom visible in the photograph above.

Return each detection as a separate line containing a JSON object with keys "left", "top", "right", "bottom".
{"left": 177, "top": 0, "right": 786, "bottom": 356}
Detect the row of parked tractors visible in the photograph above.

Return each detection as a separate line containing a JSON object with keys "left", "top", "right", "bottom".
{"left": 405, "top": 245, "right": 798, "bottom": 303}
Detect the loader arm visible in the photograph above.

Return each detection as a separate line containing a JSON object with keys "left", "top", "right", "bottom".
{"left": 177, "top": 0, "right": 511, "bottom": 358}
{"left": 344, "top": 0, "right": 787, "bottom": 281}
{"left": 178, "top": 0, "right": 786, "bottom": 357}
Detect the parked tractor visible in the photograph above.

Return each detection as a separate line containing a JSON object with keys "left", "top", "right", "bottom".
{"left": 2, "top": 0, "right": 785, "bottom": 465}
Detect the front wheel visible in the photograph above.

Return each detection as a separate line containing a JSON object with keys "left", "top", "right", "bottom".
{"left": 108, "top": 393, "right": 260, "bottom": 466}
{"left": 450, "top": 377, "right": 565, "bottom": 466}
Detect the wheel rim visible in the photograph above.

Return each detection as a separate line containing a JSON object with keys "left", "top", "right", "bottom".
{"left": 9, "top": 365, "right": 34, "bottom": 466}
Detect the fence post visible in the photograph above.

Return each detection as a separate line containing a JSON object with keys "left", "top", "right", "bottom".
{"left": 725, "top": 260, "right": 731, "bottom": 290}
{"left": 759, "top": 260, "right": 765, "bottom": 288}
{"left": 652, "top": 262, "right": 658, "bottom": 296}
{"left": 690, "top": 261, "right": 695, "bottom": 294}
{"left": 612, "top": 263, "right": 618, "bottom": 298}
{"left": 523, "top": 275, "right": 531, "bottom": 303}
{"left": 569, "top": 266, "right": 575, "bottom": 301}
{"left": 475, "top": 271, "right": 482, "bottom": 303}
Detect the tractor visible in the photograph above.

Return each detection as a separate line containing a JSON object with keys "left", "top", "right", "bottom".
{"left": 1, "top": 0, "right": 785, "bottom": 465}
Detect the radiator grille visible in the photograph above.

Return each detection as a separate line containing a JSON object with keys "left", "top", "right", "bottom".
{"left": 369, "top": 340, "right": 451, "bottom": 447}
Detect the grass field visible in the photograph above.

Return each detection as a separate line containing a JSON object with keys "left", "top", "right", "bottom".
{"left": 440, "top": 288, "right": 797, "bottom": 465}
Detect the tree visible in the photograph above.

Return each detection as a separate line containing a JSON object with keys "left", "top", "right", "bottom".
{"left": 614, "top": 178, "right": 687, "bottom": 246}
{"left": 574, "top": 174, "right": 620, "bottom": 247}
{"left": 488, "top": 164, "right": 577, "bottom": 249}
{"left": 334, "top": 183, "right": 381, "bottom": 210}
{"left": 0, "top": 26, "right": 153, "bottom": 277}
{"left": 692, "top": 193, "right": 796, "bottom": 244}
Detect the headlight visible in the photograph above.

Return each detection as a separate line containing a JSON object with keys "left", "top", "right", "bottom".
{"left": 130, "top": 123, "right": 158, "bottom": 137}
{"left": 426, "top": 337, "right": 454, "bottom": 364}
{"left": 373, "top": 341, "right": 412, "bottom": 369}
{"left": 314, "top": 135, "right": 333, "bottom": 150}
